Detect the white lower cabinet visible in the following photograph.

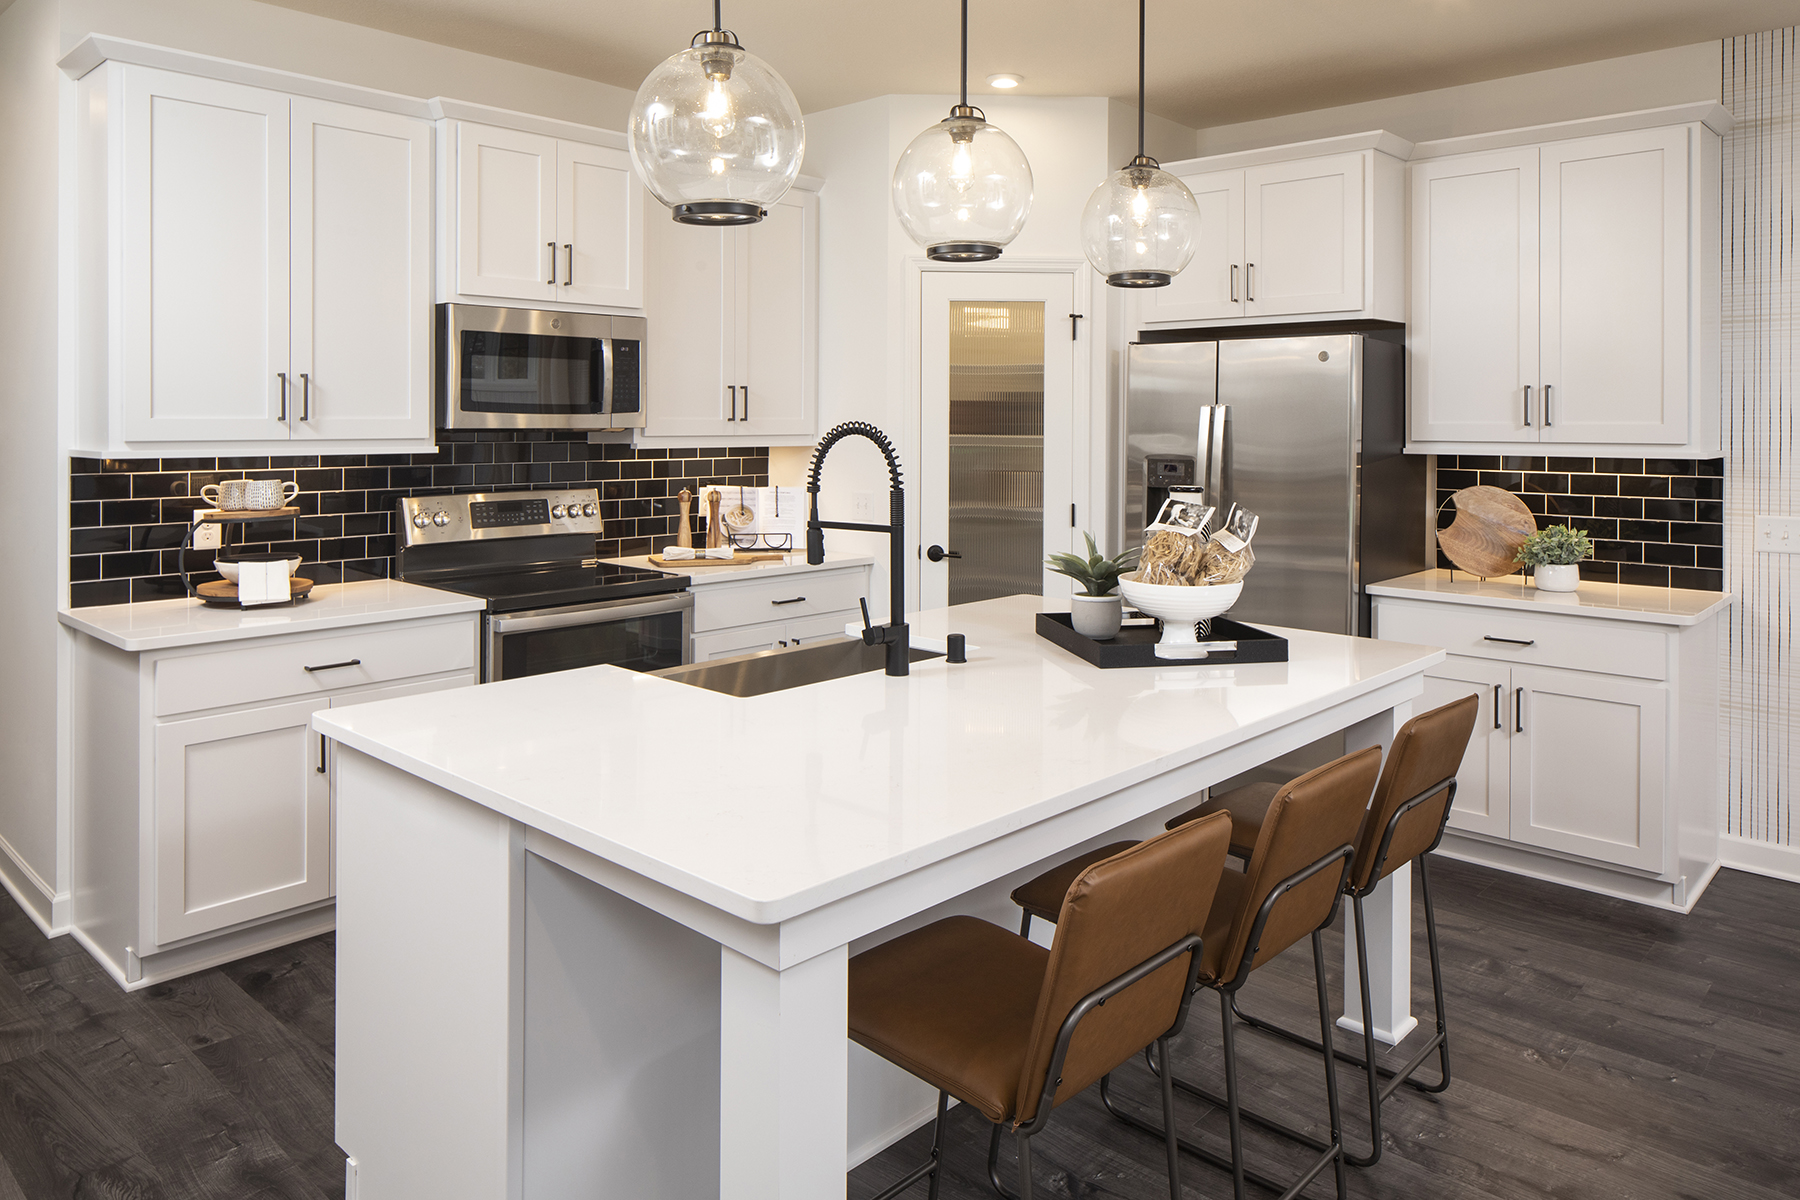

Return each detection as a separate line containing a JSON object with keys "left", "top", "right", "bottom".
{"left": 686, "top": 562, "right": 873, "bottom": 660}
{"left": 70, "top": 611, "right": 478, "bottom": 988}
{"left": 1374, "top": 589, "right": 1718, "bottom": 908}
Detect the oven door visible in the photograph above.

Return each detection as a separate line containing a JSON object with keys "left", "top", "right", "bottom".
{"left": 484, "top": 592, "right": 693, "bottom": 682}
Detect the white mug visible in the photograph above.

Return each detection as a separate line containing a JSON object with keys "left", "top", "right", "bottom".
{"left": 200, "top": 479, "right": 250, "bottom": 511}
{"left": 243, "top": 479, "right": 300, "bottom": 510}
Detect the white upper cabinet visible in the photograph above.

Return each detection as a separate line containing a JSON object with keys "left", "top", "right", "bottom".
{"left": 1138, "top": 135, "right": 1406, "bottom": 328}
{"left": 120, "top": 71, "right": 292, "bottom": 444}
{"left": 449, "top": 121, "right": 643, "bottom": 311}
{"left": 1408, "top": 111, "right": 1725, "bottom": 455}
{"left": 292, "top": 99, "right": 433, "bottom": 442}
{"left": 643, "top": 182, "right": 819, "bottom": 442}
{"left": 455, "top": 124, "right": 558, "bottom": 302}
{"left": 76, "top": 61, "right": 435, "bottom": 454}
{"left": 1242, "top": 152, "right": 1365, "bottom": 317}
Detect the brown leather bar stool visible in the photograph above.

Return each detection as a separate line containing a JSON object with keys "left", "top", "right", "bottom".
{"left": 1011, "top": 746, "right": 1382, "bottom": 1200}
{"left": 847, "top": 811, "right": 1233, "bottom": 1200}
{"left": 1167, "top": 694, "right": 1479, "bottom": 1167}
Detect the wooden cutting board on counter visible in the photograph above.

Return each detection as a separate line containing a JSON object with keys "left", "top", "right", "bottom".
{"left": 648, "top": 553, "right": 792, "bottom": 568}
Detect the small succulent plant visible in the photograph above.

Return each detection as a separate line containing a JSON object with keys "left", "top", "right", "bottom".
{"left": 1515, "top": 524, "right": 1596, "bottom": 567}
{"left": 1047, "top": 533, "right": 1141, "bottom": 596}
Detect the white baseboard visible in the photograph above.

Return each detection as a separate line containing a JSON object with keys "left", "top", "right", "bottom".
{"left": 0, "top": 832, "right": 65, "bottom": 936}
{"left": 1718, "top": 834, "right": 1800, "bottom": 885}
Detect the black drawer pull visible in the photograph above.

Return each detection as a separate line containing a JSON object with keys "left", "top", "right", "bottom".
{"left": 1493, "top": 684, "right": 1502, "bottom": 730}
{"left": 1482, "top": 636, "right": 1535, "bottom": 647}
{"left": 770, "top": 596, "right": 807, "bottom": 606}
{"left": 1515, "top": 687, "right": 1526, "bottom": 733}
{"left": 304, "top": 658, "right": 363, "bottom": 673}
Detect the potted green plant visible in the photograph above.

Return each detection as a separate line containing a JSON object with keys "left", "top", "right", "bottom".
{"left": 1514, "top": 524, "right": 1595, "bottom": 592}
{"left": 1047, "top": 533, "right": 1140, "bottom": 638}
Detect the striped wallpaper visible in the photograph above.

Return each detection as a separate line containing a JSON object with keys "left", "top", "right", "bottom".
{"left": 1723, "top": 30, "right": 1798, "bottom": 848}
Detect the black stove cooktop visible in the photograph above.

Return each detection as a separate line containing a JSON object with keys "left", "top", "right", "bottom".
{"left": 426, "top": 561, "right": 690, "bottom": 614}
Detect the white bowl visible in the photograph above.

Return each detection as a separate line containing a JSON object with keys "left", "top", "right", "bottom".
{"left": 1116, "top": 572, "right": 1243, "bottom": 659}
{"left": 214, "top": 556, "right": 302, "bottom": 583}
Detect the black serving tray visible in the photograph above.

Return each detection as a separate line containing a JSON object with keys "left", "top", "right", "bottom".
{"left": 1036, "top": 612, "right": 1289, "bottom": 668}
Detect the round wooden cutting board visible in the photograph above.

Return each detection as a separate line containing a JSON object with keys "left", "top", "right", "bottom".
{"left": 1437, "top": 486, "right": 1537, "bottom": 578}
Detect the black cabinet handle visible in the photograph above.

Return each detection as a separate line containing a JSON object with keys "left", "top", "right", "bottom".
{"left": 1493, "top": 684, "right": 1502, "bottom": 730}
{"left": 1515, "top": 687, "right": 1526, "bottom": 733}
{"left": 1544, "top": 384, "right": 1554, "bottom": 427}
{"left": 1523, "top": 384, "right": 1533, "bottom": 427}
{"left": 1483, "top": 635, "right": 1535, "bottom": 647}
{"left": 304, "top": 658, "right": 362, "bottom": 673}
{"left": 277, "top": 372, "right": 289, "bottom": 422}
{"left": 728, "top": 384, "right": 737, "bottom": 421}
{"left": 547, "top": 242, "right": 556, "bottom": 285}
{"left": 563, "top": 243, "right": 573, "bottom": 286}
{"left": 317, "top": 733, "right": 327, "bottom": 774}
{"left": 741, "top": 384, "right": 748, "bottom": 419}
{"left": 771, "top": 596, "right": 806, "bottom": 606}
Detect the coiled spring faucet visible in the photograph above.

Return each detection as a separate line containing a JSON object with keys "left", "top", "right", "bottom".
{"left": 806, "top": 422, "right": 909, "bottom": 676}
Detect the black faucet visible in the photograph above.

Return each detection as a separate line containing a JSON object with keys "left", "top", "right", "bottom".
{"left": 806, "top": 422, "right": 910, "bottom": 677}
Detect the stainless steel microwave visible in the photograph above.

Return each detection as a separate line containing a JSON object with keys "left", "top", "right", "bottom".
{"left": 437, "top": 303, "right": 645, "bottom": 432}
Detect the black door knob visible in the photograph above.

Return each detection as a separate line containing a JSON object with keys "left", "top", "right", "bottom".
{"left": 926, "top": 545, "right": 962, "bottom": 562}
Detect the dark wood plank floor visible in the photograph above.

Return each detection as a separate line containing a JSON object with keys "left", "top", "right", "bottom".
{"left": 0, "top": 858, "right": 1794, "bottom": 1198}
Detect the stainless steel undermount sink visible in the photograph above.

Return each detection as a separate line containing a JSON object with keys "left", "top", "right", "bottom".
{"left": 651, "top": 637, "right": 942, "bottom": 698}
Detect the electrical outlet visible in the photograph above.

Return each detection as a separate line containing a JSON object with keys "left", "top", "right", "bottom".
{"left": 191, "top": 511, "right": 222, "bottom": 550}
{"left": 851, "top": 491, "right": 880, "bottom": 520}
{"left": 1756, "top": 515, "right": 1800, "bottom": 554}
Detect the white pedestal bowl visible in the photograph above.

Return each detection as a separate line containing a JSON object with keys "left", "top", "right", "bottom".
{"left": 1117, "top": 573, "right": 1244, "bottom": 659}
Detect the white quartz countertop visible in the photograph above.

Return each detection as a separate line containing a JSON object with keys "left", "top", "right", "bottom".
{"left": 603, "top": 551, "right": 874, "bottom": 585}
{"left": 1368, "top": 569, "right": 1733, "bottom": 626}
{"left": 59, "top": 579, "right": 485, "bottom": 651}
{"left": 313, "top": 594, "right": 1443, "bottom": 925}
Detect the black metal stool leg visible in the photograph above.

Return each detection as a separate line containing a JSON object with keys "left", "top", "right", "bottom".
{"left": 1016, "top": 1130, "right": 1034, "bottom": 1200}
{"left": 1155, "top": 1038, "right": 1182, "bottom": 1200}
{"left": 1219, "top": 989, "right": 1247, "bottom": 1200}
{"left": 1018, "top": 910, "right": 1032, "bottom": 938}
{"left": 1348, "top": 891, "right": 1386, "bottom": 1166}
{"left": 1311, "top": 929, "right": 1348, "bottom": 1200}
{"left": 1417, "top": 854, "right": 1452, "bottom": 1092}
{"left": 868, "top": 1090, "right": 951, "bottom": 1200}
{"left": 985, "top": 1123, "right": 1018, "bottom": 1200}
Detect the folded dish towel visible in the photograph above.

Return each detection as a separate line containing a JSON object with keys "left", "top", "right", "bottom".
{"left": 659, "top": 545, "right": 734, "bottom": 560}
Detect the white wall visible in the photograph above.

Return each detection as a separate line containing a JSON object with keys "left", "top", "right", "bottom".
{"left": 1191, "top": 41, "right": 1720, "bottom": 155}
{"left": 802, "top": 95, "right": 1135, "bottom": 620}
{"left": 0, "top": 0, "right": 66, "bottom": 927}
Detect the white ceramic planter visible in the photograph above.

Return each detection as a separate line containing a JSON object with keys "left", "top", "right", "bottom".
{"left": 1534, "top": 563, "right": 1580, "bottom": 592}
{"left": 1069, "top": 593, "right": 1123, "bottom": 640}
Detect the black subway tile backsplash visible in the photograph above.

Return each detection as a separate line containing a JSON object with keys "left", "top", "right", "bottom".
{"left": 1436, "top": 454, "right": 1726, "bottom": 592}
{"left": 67, "top": 434, "right": 771, "bottom": 607}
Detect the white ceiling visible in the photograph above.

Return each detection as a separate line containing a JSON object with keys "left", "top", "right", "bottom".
{"left": 257, "top": 0, "right": 1787, "bottom": 128}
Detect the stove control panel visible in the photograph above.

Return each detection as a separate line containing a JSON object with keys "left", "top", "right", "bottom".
{"left": 398, "top": 489, "right": 603, "bottom": 546}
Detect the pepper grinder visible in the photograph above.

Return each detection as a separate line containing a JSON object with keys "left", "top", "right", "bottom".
{"left": 676, "top": 488, "right": 693, "bottom": 549}
{"left": 705, "top": 488, "right": 723, "bottom": 550}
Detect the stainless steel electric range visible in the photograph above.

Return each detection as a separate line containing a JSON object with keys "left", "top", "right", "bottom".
{"left": 393, "top": 488, "right": 691, "bottom": 682}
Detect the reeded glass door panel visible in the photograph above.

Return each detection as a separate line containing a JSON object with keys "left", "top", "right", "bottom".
{"left": 947, "top": 301, "right": 1044, "bottom": 606}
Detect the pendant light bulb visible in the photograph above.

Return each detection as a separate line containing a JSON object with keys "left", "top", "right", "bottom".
{"left": 891, "top": 0, "right": 1034, "bottom": 261}
{"left": 629, "top": 4, "right": 805, "bottom": 226}
{"left": 1081, "top": 1, "right": 1199, "bottom": 287}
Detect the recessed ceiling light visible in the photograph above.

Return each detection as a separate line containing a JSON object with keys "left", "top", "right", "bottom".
{"left": 987, "top": 73, "right": 1022, "bottom": 89}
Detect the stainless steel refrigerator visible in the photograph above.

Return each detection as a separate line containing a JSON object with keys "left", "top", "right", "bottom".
{"left": 1124, "top": 331, "right": 1425, "bottom": 638}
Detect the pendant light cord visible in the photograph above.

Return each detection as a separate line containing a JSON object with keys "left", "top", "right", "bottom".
{"left": 960, "top": 0, "right": 969, "bottom": 108}
{"left": 1137, "top": 0, "right": 1146, "bottom": 158}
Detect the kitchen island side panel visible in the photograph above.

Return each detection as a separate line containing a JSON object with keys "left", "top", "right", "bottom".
{"left": 334, "top": 749, "right": 524, "bottom": 1200}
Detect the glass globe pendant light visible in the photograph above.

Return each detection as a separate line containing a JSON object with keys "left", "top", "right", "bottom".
{"left": 629, "top": 1, "right": 804, "bottom": 225}
{"left": 1081, "top": 0, "right": 1200, "bottom": 287}
{"left": 891, "top": 0, "right": 1033, "bottom": 261}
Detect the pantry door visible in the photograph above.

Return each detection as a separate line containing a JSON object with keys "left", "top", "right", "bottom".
{"left": 919, "top": 271, "right": 1076, "bottom": 611}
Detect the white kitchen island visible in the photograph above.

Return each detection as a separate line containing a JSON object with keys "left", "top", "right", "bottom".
{"left": 315, "top": 594, "right": 1444, "bottom": 1200}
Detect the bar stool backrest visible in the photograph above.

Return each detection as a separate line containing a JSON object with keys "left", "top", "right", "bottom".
{"left": 1349, "top": 695, "right": 1479, "bottom": 893}
{"left": 1012, "top": 811, "right": 1233, "bottom": 1124}
{"left": 1218, "top": 746, "right": 1383, "bottom": 986}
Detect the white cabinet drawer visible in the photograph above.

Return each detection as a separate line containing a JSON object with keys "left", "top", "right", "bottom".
{"left": 1375, "top": 600, "right": 1665, "bottom": 681}
{"left": 154, "top": 618, "right": 476, "bottom": 716}
{"left": 692, "top": 569, "right": 869, "bottom": 632}
{"left": 690, "top": 612, "right": 859, "bottom": 661}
